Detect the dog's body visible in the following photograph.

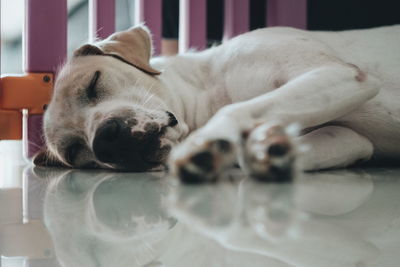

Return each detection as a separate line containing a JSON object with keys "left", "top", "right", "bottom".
{"left": 37, "top": 25, "right": 400, "bottom": 181}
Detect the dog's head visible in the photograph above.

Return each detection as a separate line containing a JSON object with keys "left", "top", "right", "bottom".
{"left": 34, "top": 26, "right": 188, "bottom": 171}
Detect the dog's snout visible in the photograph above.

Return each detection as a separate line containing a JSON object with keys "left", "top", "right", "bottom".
{"left": 92, "top": 118, "right": 165, "bottom": 170}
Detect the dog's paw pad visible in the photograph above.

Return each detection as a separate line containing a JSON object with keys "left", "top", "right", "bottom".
{"left": 243, "top": 124, "right": 296, "bottom": 182}
{"left": 190, "top": 151, "right": 214, "bottom": 172}
{"left": 268, "top": 143, "right": 290, "bottom": 156}
{"left": 170, "top": 138, "right": 236, "bottom": 184}
{"left": 214, "top": 139, "right": 233, "bottom": 153}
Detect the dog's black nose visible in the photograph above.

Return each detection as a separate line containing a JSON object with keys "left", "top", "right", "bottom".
{"left": 92, "top": 119, "right": 162, "bottom": 170}
{"left": 93, "top": 119, "right": 123, "bottom": 163}
{"left": 166, "top": 111, "right": 178, "bottom": 127}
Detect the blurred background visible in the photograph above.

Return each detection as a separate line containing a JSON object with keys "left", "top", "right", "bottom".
{"left": 1, "top": 0, "right": 135, "bottom": 73}
{"left": 2, "top": 0, "right": 400, "bottom": 73}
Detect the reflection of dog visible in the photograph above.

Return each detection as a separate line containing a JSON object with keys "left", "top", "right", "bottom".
{"left": 167, "top": 170, "right": 379, "bottom": 266}
{"left": 35, "top": 25, "right": 400, "bottom": 181}
{"left": 42, "top": 170, "right": 176, "bottom": 267}
{"left": 41, "top": 170, "right": 273, "bottom": 267}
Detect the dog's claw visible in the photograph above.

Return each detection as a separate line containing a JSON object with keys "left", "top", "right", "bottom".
{"left": 169, "top": 138, "right": 236, "bottom": 183}
{"left": 242, "top": 124, "right": 296, "bottom": 182}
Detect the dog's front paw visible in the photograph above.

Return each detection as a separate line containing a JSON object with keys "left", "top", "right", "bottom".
{"left": 169, "top": 136, "right": 236, "bottom": 184}
{"left": 242, "top": 124, "right": 297, "bottom": 182}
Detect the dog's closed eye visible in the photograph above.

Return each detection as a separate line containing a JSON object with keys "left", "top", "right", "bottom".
{"left": 86, "top": 70, "right": 101, "bottom": 100}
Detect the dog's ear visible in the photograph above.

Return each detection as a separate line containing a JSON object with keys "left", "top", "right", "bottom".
{"left": 73, "top": 44, "right": 104, "bottom": 57}
{"left": 74, "top": 25, "right": 161, "bottom": 75}
{"left": 99, "top": 25, "right": 161, "bottom": 75}
{"left": 33, "top": 147, "right": 66, "bottom": 167}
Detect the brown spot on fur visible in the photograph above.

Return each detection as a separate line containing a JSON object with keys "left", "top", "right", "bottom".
{"left": 347, "top": 63, "right": 367, "bottom": 82}
{"left": 266, "top": 136, "right": 290, "bottom": 150}
{"left": 144, "top": 122, "right": 159, "bottom": 133}
{"left": 273, "top": 79, "right": 287, "bottom": 89}
{"left": 266, "top": 125, "right": 285, "bottom": 137}
{"left": 241, "top": 129, "right": 251, "bottom": 139}
{"left": 174, "top": 158, "right": 187, "bottom": 168}
{"left": 241, "top": 121, "right": 266, "bottom": 139}
{"left": 356, "top": 72, "right": 367, "bottom": 82}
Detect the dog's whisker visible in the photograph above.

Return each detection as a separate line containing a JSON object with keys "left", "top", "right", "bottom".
{"left": 139, "top": 237, "right": 156, "bottom": 257}
{"left": 142, "top": 92, "right": 155, "bottom": 107}
{"left": 26, "top": 140, "right": 43, "bottom": 150}
{"left": 138, "top": 85, "right": 152, "bottom": 106}
{"left": 140, "top": 84, "right": 154, "bottom": 105}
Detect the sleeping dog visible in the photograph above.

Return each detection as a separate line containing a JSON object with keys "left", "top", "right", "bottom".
{"left": 34, "top": 25, "right": 400, "bottom": 182}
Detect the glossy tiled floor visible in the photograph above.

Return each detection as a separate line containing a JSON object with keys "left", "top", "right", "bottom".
{"left": 1, "top": 142, "right": 400, "bottom": 267}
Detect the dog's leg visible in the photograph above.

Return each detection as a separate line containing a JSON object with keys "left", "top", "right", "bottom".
{"left": 297, "top": 126, "right": 374, "bottom": 171}
{"left": 170, "top": 64, "right": 379, "bottom": 182}
{"left": 243, "top": 125, "right": 374, "bottom": 179}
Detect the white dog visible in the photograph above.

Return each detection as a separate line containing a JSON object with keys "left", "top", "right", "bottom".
{"left": 34, "top": 25, "right": 400, "bottom": 182}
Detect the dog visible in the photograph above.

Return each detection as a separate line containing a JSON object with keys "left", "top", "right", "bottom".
{"left": 34, "top": 24, "right": 400, "bottom": 182}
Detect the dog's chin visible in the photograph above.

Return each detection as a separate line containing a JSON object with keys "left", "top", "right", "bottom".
{"left": 97, "top": 148, "right": 171, "bottom": 172}
{"left": 105, "top": 161, "right": 167, "bottom": 172}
